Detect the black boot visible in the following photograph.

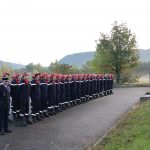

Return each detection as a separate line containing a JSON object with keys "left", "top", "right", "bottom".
{"left": 73, "top": 100, "right": 76, "bottom": 106}
{"left": 59, "top": 104, "right": 63, "bottom": 112}
{"left": 40, "top": 112, "right": 45, "bottom": 119}
{"left": 55, "top": 106, "right": 60, "bottom": 113}
{"left": 43, "top": 111, "right": 49, "bottom": 117}
{"left": 48, "top": 108, "right": 53, "bottom": 116}
{"left": 26, "top": 116, "right": 33, "bottom": 124}
{"left": 0, "top": 129, "right": 5, "bottom": 135}
{"left": 13, "top": 113, "right": 17, "bottom": 121}
{"left": 63, "top": 103, "right": 66, "bottom": 109}
{"left": 70, "top": 101, "right": 74, "bottom": 107}
{"left": 36, "top": 114, "right": 42, "bottom": 121}
{"left": 32, "top": 116, "right": 37, "bottom": 123}
{"left": 19, "top": 116, "right": 27, "bottom": 127}
{"left": 16, "top": 112, "right": 20, "bottom": 119}
{"left": 52, "top": 108, "right": 57, "bottom": 115}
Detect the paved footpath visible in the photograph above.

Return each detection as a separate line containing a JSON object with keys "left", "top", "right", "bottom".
{"left": 0, "top": 87, "right": 149, "bottom": 150}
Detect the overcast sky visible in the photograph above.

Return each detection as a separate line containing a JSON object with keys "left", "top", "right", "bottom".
{"left": 0, "top": 0, "right": 150, "bottom": 66}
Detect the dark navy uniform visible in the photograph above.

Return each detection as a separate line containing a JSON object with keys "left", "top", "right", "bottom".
{"left": 65, "top": 77, "right": 70, "bottom": 107}
{"left": 89, "top": 76, "right": 94, "bottom": 99}
{"left": 81, "top": 76, "right": 86, "bottom": 103}
{"left": 40, "top": 79, "right": 48, "bottom": 117}
{"left": 76, "top": 76, "right": 82, "bottom": 104}
{"left": 55, "top": 78, "right": 61, "bottom": 112}
{"left": 30, "top": 79, "right": 41, "bottom": 121}
{"left": 60, "top": 76, "right": 66, "bottom": 109}
{"left": 10, "top": 78, "right": 20, "bottom": 118}
{"left": 0, "top": 83, "right": 11, "bottom": 134}
{"left": 70, "top": 76, "right": 77, "bottom": 105}
{"left": 96, "top": 75, "right": 100, "bottom": 96}
{"left": 110, "top": 74, "right": 113, "bottom": 94}
{"left": 85, "top": 75, "right": 90, "bottom": 101}
{"left": 47, "top": 75, "right": 57, "bottom": 114}
{"left": 93, "top": 76, "right": 97, "bottom": 98}
{"left": 103, "top": 75, "right": 107, "bottom": 96}
{"left": 99, "top": 75, "right": 104, "bottom": 96}
{"left": 19, "top": 78, "right": 32, "bottom": 125}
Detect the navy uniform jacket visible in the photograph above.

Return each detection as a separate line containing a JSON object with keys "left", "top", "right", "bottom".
{"left": 55, "top": 80, "right": 61, "bottom": 105}
{"left": 47, "top": 80, "right": 56, "bottom": 106}
{"left": 0, "top": 83, "right": 10, "bottom": 112}
{"left": 89, "top": 78, "right": 94, "bottom": 95}
{"left": 30, "top": 80, "right": 40, "bottom": 100}
{"left": 103, "top": 76, "right": 107, "bottom": 92}
{"left": 19, "top": 79, "right": 30, "bottom": 102}
{"left": 81, "top": 80, "right": 86, "bottom": 98}
{"left": 70, "top": 80, "right": 77, "bottom": 101}
{"left": 40, "top": 79, "right": 48, "bottom": 101}
{"left": 10, "top": 79, "right": 20, "bottom": 103}
{"left": 110, "top": 77, "right": 113, "bottom": 90}
{"left": 60, "top": 80, "right": 65, "bottom": 104}
{"left": 65, "top": 79, "right": 70, "bottom": 102}
{"left": 99, "top": 77, "right": 103, "bottom": 93}
{"left": 76, "top": 80, "right": 81, "bottom": 99}
{"left": 47, "top": 81, "right": 52, "bottom": 107}
{"left": 96, "top": 78, "right": 100, "bottom": 93}
{"left": 85, "top": 79, "right": 90, "bottom": 96}
{"left": 93, "top": 78, "right": 97, "bottom": 94}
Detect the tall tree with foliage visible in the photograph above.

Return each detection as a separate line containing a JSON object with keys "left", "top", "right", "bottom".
{"left": 0, "top": 64, "right": 14, "bottom": 78}
{"left": 26, "top": 63, "right": 48, "bottom": 73}
{"left": 80, "top": 61, "right": 94, "bottom": 73}
{"left": 48, "top": 60, "right": 75, "bottom": 74}
{"left": 92, "top": 21, "right": 139, "bottom": 83}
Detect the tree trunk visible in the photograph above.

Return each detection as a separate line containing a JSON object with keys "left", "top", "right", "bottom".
{"left": 116, "top": 68, "right": 121, "bottom": 84}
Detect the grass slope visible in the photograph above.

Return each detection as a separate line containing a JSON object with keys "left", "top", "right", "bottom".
{"left": 90, "top": 101, "right": 150, "bottom": 150}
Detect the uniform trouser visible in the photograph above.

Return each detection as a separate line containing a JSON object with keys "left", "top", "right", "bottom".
{"left": 12, "top": 97, "right": 20, "bottom": 113}
{"left": 55, "top": 97, "right": 60, "bottom": 106}
{"left": 40, "top": 98, "right": 48, "bottom": 112}
{"left": 0, "top": 109, "right": 8, "bottom": 131}
{"left": 65, "top": 95, "right": 70, "bottom": 103}
{"left": 31, "top": 98, "right": 40, "bottom": 116}
{"left": 77, "top": 92, "right": 81, "bottom": 99}
{"left": 51, "top": 97, "right": 56, "bottom": 107}
{"left": 20, "top": 98, "right": 29, "bottom": 117}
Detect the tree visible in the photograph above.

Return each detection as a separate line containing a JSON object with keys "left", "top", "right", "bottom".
{"left": 26, "top": 63, "right": 35, "bottom": 73}
{"left": 92, "top": 21, "right": 139, "bottom": 83}
{"left": 80, "top": 61, "right": 94, "bottom": 73}
{"left": 48, "top": 60, "right": 73, "bottom": 74}
{"left": 26, "top": 63, "right": 48, "bottom": 73}
{"left": 48, "top": 60, "right": 61, "bottom": 73}
{"left": 69, "top": 65, "right": 81, "bottom": 74}
{"left": 0, "top": 63, "right": 14, "bottom": 78}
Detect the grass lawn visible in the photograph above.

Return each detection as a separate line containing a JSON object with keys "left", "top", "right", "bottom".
{"left": 89, "top": 101, "right": 150, "bottom": 150}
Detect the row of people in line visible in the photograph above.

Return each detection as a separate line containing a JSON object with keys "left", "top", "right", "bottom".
{"left": 0, "top": 72, "right": 113, "bottom": 135}
{"left": 10, "top": 72, "right": 113, "bottom": 126}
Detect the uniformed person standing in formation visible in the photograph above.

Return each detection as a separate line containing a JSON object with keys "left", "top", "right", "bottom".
{"left": 10, "top": 73, "right": 21, "bottom": 120}
{"left": 40, "top": 73, "right": 49, "bottom": 117}
{"left": 0, "top": 73, "right": 12, "bottom": 135}
{"left": 19, "top": 72, "right": 32, "bottom": 126}
{"left": 30, "top": 73, "right": 41, "bottom": 122}
{"left": 1, "top": 72, "right": 114, "bottom": 130}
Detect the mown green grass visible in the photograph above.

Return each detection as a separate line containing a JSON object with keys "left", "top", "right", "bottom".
{"left": 90, "top": 101, "right": 150, "bottom": 150}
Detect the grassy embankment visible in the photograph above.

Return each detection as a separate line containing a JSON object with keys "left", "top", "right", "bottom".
{"left": 88, "top": 100, "right": 150, "bottom": 150}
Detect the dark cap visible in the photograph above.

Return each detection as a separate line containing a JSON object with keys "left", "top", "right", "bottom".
{"left": 2, "top": 72, "right": 10, "bottom": 81}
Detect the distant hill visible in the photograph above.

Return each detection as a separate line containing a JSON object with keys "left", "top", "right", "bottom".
{"left": 0, "top": 60, "right": 25, "bottom": 69}
{"left": 58, "top": 52, "right": 95, "bottom": 67}
{"left": 58, "top": 49, "right": 150, "bottom": 67}
{"left": 139, "top": 49, "right": 150, "bottom": 62}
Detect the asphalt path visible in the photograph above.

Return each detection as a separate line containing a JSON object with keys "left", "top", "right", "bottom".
{"left": 0, "top": 87, "right": 149, "bottom": 150}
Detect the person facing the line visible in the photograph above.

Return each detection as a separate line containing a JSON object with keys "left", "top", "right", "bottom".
{"left": 0, "top": 72, "right": 12, "bottom": 135}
